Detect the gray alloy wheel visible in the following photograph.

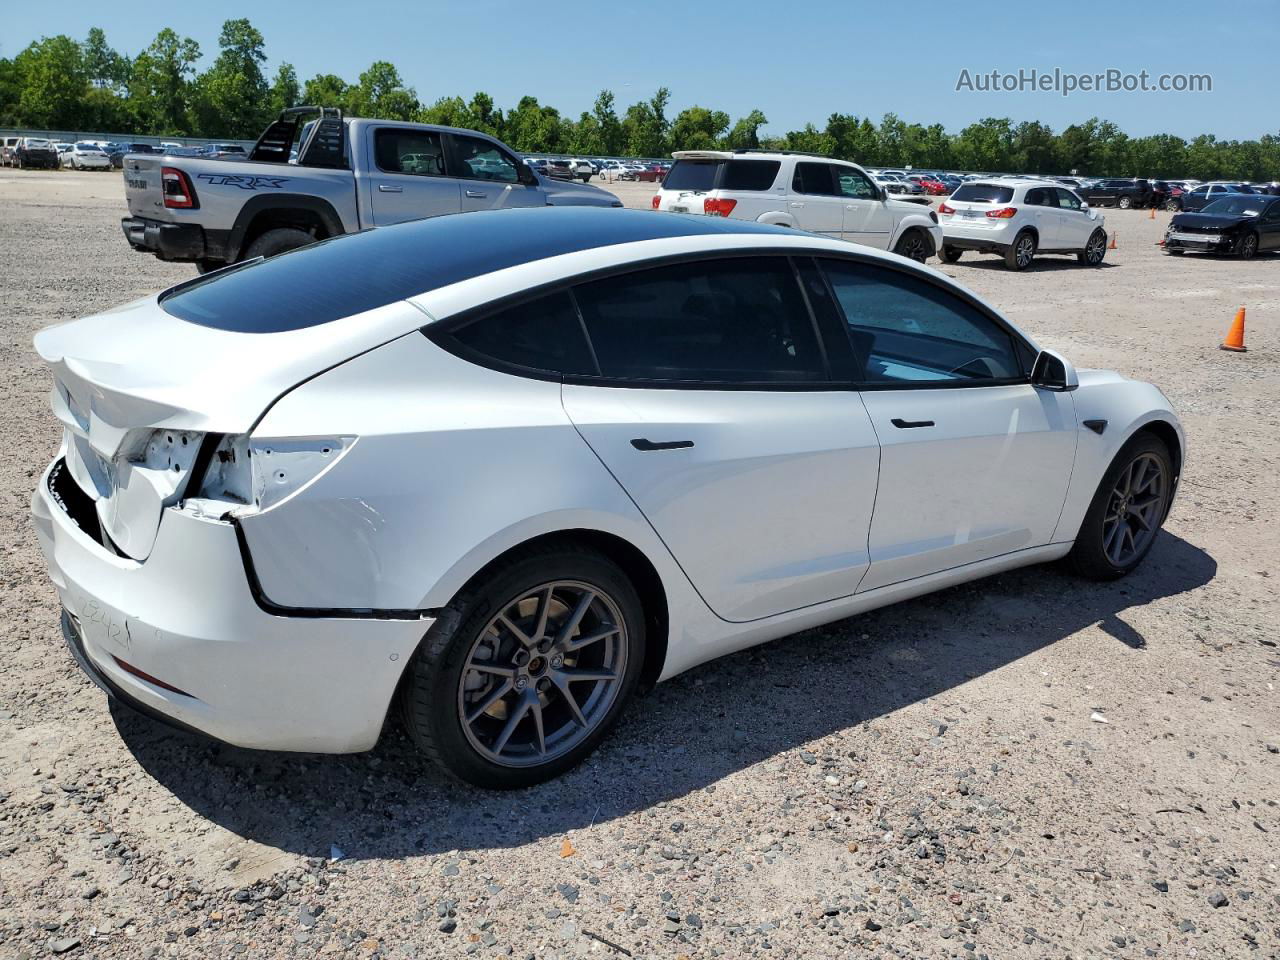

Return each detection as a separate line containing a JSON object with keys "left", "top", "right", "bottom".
{"left": 457, "top": 580, "right": 628, "bottom": 768}
{"left": 894, "top": 229, "right": 930, "bottom": 264}
{"left": 1118, "top": 196, "right": 1132, "bottom": 209}
{"left": 1164, "top": 198, "right": 1180, "bottom": 211}
{"left": 1100, "top": 451, "right": 1167, "bottom": 567}
{"left": 1079, "top": 229, "right": 1107, "bottom": 266}
{"left": 1238, "top": 232, "right": 1258, "bottom": 259}
{"left": 1005, "top": 231, "right": 1035, "bottom": 270}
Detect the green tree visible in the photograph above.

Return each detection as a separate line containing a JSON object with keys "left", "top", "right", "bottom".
{"left": 13, "top": 36, "right": 89, "bottom": 129}
{"left": 505, "top": 96, "right": 567, "bottom": 153}
{"left": 952, "top": 117, "right": 1014, "bottom": 172}
{"left": 783, "top": 123, "right": 835, "bottom": 156}
{"left": 268, "top": 62, "right": 299, "bottom": 116}
{"left": 301, "top": 73, "right": 350, "bottom": 110}
{"left": 1010, "top": 121, "right": 1059, "bottom": 174}
{"left": 348, "top": 61, "right": 418, "bottom": 121}
{"left": 127, "top": 28, "right": 201, "bottom": 135}
{"left": 189, "top": 19, "right": 270, "bottom": 137}
{"left": 592, "top": 90, "right": 624, "bottom": 155}
{"left": 723, "top": 109, "right": 768, "bottom": 151}
{"left": 83, "top": 28, "right": 127, "bottom": 91}
{"left": 669, "top": 105, "right": 729, "bottom": 151}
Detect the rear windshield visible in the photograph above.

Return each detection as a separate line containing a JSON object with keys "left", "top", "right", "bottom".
{"left": 952, "top": 184, "right": 1014, "bottom": 204}
{"left": 663, "top": 159, "right": 722, "bottom": 192}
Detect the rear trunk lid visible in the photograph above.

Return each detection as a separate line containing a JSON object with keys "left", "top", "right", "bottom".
{"left": 36, "top": 288, "right": 428, "bottom": 560}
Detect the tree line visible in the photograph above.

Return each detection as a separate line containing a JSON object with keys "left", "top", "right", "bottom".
{"left": 3, "top": 22, "right": 1279, "bottom": 181}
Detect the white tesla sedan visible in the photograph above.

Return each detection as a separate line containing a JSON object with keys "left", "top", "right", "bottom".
{"left": 32, "top": 208, "right": 1183, "bottom": 788}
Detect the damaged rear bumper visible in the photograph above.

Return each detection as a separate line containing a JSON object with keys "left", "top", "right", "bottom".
{"left": 32, "top": 457, "right": 432, "bottom": 753}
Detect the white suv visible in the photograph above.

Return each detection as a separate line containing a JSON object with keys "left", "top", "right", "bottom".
{"left": 652, "top": 151, "right": 943, "bottom": 262}
{"left": 938, "top": 179, "right": 1109, "bottom": 271}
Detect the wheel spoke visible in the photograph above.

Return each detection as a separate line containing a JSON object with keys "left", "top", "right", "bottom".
{"left": 531, "top": 587, "right": 554, "bottom": 645}
{"left": 469, "top": 661, "right": 516, "bottom": 679}
{"left": 558, "top": 667, "right": 617, "bottom": 683}
{"left": 562, "top": 625, "right": 620, "bottom": 653}
{"left": 1131, "top": 509, "right": 1152, "bottom": 531}
{"left": 555, "top": 590, "right": 596, "bottom": 646}
{"left": 496, "top": 613, "right": 533, "bottom": 648}
{"left": 530, "top": 699, "right": 546, "bottom": 755}
{"left": 1103, "top": 518, "right": 1123, "bottom": 556}
{"left": 552, "top": 674, "right": 588, "bottom": 727}
{"left": 466, "top": 678, "right": 513, "bottom": 725}
{"left": 491, "top": 692, "right": 532, "bottom": 755}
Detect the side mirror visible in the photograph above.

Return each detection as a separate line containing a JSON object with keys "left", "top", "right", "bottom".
{"left": 1079, "top": 201, "right": 1089, "bottom": 210}
{"left": 1031, "top": 349, "right": 1079, "bottom": 392}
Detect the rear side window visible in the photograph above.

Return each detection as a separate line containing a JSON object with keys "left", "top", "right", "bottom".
{"left": 951, "top": 184, "right": 1014, "bottom": 204}
{"left": 820, "top": 259, "right": 1022, "bottom": 384}
{"left": 721, "top": 160, "right": 781, "bottom": 191}
{"left": 375, "top": 128, "right": 445, "bottom": 176}
{"left": 573, "top": 259, "right": 826, "bottom": 384}
{"left": 663, "top": 159, "right": 722, "bottom": 191}
{"left": 447, "top": 291, "right": 595, "bottom": 376}
{"left": 792, "top": 162, "right": 838, "bottom": 196}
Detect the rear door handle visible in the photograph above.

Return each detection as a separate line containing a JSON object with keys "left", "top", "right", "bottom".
{"left": 466, "top": 190, "right": 487, "bottom": 198}
{"left": 378, "top": 184, "right": 403, "bottom": 193}
{"left": 631, "top": 438, "right": 694, "bottom": 451}
{"left": 890, "top": 418, "right": 934, "bottom": 429}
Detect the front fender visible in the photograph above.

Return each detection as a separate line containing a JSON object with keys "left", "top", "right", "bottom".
{"left": 1051, "top": 371, "right": 1184, "bottom": 543}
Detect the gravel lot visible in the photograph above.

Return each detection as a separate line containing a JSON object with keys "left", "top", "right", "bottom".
{"left": 1, "top": 169, "right": 1277, "bottom": 959}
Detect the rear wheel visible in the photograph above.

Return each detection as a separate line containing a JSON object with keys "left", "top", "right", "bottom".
{"left": 893, "top": 228, "right": 931, "bottom": 264}
{"left": 1004, "top": 230, "right": 1036, "bottom": 270}
{"left": 243, "top": 227, "right": 314, "bottom": 261}
{"left": 1068, "top": 433, "right": 1173, "bottom": 580}
{"left": 399, "top": 543, "right": 646, "bottom": 788}
{"left": 1164, "top": 198, "right": 1180, "bottom": 211}
{"left": 1077, "top": 229, "right": 1107, "bottom": 265}
{"left": 941, "top": 245, "right": 963, "bottom": 263}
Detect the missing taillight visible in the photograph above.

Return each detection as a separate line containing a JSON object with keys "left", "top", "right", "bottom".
{"left": 161, "top": 167, "right": 198, "bottom": 209}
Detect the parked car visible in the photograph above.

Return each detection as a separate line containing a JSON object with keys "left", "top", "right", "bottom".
{"left": 1164, "top": 193, "right": 1280, "bottom": 258}
{"left": 566, "top": 159, "right": 593, "bottom": 182}
{"left": 66, "top": 142, "right": 112, "bottom": 170}
{"left": 32, "top": 206, "right": 1183, "bottom": 787}
{"left": 52, "top": 142, "right": 73, "bottom": 166}
{"left": 1174, "top": 182, "right": 1248, "bottom": 213}
{"left": 0, "top": 136, "right": 21, "bottom": 166}
{"left": 198, "top": 143, "right": 249, "bottom": 159}
{"left": 544, "top": 158, "right": 575, "bottom": 180}
{"left": 13, "top": 137, "right": 60, "bottom": 170}
{"left": 937, "top": 179, "right": 1108, "bottom": 270}
{"left": 121, "top": 106, "right": 621, "bottom": 273}
{"left": 1077, "top": 178, "right": 1153, "bottom": 209}
{"left": 108, "top": 143, "right": 158, "bottom": 169}
{"left": 653, "top": 150, "right": 942, "bottom": 263}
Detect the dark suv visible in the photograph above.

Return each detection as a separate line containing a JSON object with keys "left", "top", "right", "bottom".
{"left": 1079, "top": 178, "right": 1153, "bottom": 209}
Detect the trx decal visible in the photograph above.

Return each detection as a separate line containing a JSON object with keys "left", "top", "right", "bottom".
{"left": 196, "top": 173, "right": 290, "bottom": 190}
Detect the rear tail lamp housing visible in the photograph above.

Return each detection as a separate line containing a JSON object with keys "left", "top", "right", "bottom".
{"left": 703, "top": 197, "right": 738, "bottom": 217}
{"left": 161, "top": 167, "right": 198, "bottom": 209}
{"left": 986, "top": 206, "right": 1018, "bottom": 219}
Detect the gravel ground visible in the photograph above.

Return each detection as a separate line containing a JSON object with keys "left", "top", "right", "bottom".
{"left": 0, "top": 169, "right": 1277, "bottom": 959}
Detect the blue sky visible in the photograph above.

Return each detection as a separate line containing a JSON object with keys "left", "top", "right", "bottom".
{"left": 4, "top": 0, "right": 1274, "bottom": 141}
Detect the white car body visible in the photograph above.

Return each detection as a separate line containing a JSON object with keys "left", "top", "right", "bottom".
{"left": 67, "top": 143, "right": 111, "bottom": 170}
{"left": 939, "top": 178, "right": 1108, "bottom": 268}
{"left": 654, "top": 151, "right": 942, "bottom": 261}
{"left": 31, "top": 208, "right": 1182, "bottom": 780}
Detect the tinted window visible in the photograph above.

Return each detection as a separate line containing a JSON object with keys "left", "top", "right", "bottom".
{"left": 448, "top": 291, "right": 595, "bottom": 375}
{"left": 375, "top": 128, "right": 445, "bottom": 176}
{"left": 721, "top": 159, "right": 781, "bottom": 191}
{"left": 1025, "top": 187, "right": 1050, "bottom": 206}
{"left": 452, "top": 135, "right": 519, "bottom": 182}
{"left": 820, "top": 259, "right": 1022, "bottom": 384}
{"left": 663, "top": 159, "right": 722, "bottom": 191}
{"left": 574, "top": 259, "right": 826, "bottom": 383}
{"left": 951, "top": 184, "right": 1014, "bottom": 204}
{"left": 792, "top": 162, "right": 838, "bottom": 196}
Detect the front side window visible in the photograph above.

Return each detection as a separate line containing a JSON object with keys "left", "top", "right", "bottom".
{"left": 836, "top": 167, "right": 878, "bottom": 199}
{"left": 452, "top": 135, "right": 519, "bottom": 182}
{"left": 792, "top": 162, "right": 838, "bottom": 196}
{"left": 374, "top": 128, "right": 445, "bottom": 176}
{"left": 820, "top": 259, "right": 1023, "bottom": 384}
{"left": 447, "top": 291, "right": 595, "bottom": 376}
{"left": 573, "top": 259, "right": 826, "bottom": 384}
{"left": 1055, "top": 188, "right": 1083, "bottom": 210}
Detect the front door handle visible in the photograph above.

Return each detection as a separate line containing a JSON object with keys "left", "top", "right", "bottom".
{"left": 378, "top": 183, "right": 403, "bottom": 193}
{"left": 466, "top": 190, "right": 487, "bottom": 198}
{"left": 890, "top": 418, "right": 935, "bottom": 429}
{"left": 631, "top": 438, "right": 694, "bottom": 451}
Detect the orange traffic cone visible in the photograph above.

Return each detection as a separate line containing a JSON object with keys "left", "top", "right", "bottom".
{"left": 1221, "top": 307, "right": 1247, "bottom": 352}
{"left": 1108, "top": 233, "right": 1118, "bottom": 250}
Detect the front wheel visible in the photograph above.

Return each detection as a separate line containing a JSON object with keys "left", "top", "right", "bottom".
{"left": 1164, "top": 199, "right": 1181, "bottom": 212}
{"left": 400, "top": 543, "right": 646, "bottom": 788}
{"left": 1238, "top": 232, "right": 1259, "bottom": 260}
{"left": 1068, "top": 433, "right": 1173, "bottom": 580}
{"left": 1077, "top": 229, "right": 1107, "bottom": 266}
{"left": 1117, "top": 196, "right": 1133, "bottom": 210}
{"left": 893, "top": 228, "right": 931, "bottom": 264}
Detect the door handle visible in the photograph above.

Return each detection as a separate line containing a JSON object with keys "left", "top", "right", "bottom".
{"left": 789, "top": 202, "right": 804, "bottom": 208}
{"left": 378, "top": 184, "right": 403, "bottom": 193}
{"left": 466, "top": 190, "right": 487, "bottom": 198}
{"left": 890, "top": 418, "right": 934, "bottom": 429}
{"left": 631, "top": 438, "right": 694, "bottom": 451}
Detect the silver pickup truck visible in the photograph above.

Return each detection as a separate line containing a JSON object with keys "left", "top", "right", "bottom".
{"left": 122, "top": 107, "right": 622, "bottom": 272}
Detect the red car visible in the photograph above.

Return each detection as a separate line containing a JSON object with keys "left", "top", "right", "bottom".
{"left": 917, "top": 176, "right": 949, "bottom": 196}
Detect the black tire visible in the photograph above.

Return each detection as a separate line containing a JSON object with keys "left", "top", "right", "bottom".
{"left": 243, "top": 227, "right": 314, "bottom": 261}
{"left": 893, "top": 228, "right": 931, "bottom": 264}
{"left": 1077, "top": 228, "right": 1107, "bottom": 266}
{"left": 1117, "top": 196, "right": 1132, "bottom": 210}
{"left": 941, "top": 245, "right": 963, "bottom": 263}
{"left": 399, "top": 542, "right": 646, "bottom": 788}
{"left": 1068, "top": 432, "right": 1174, "bottom": 580}
{"left": 1004, "top": 230, "right": 1036, "bottom": 270}
{"left": 1164, "top": 199, "right": 1180, "bottom": 212}
{"left": 1238, "top": 231, "right": 1259, "bottom": 260}
{"left": 1164, "top": 248, "right": 1185, "bottom": 255}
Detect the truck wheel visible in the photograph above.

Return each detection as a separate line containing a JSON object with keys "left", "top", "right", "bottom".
{"left": 243, "top": 227, "right": 314, "bottom": 261}
{"left": 1117, "top": 196, "right": 1132, "bottom": 209}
